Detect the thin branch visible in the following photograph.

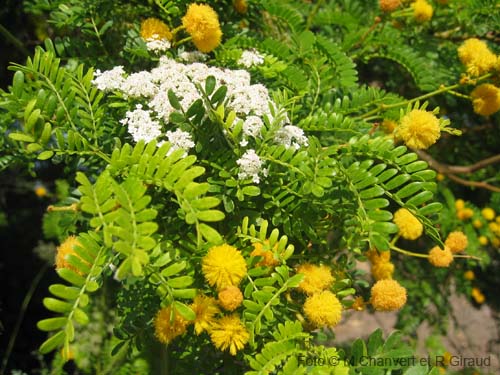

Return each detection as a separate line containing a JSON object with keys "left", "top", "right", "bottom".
{"left": 415, "top": 150, "right": 500, "bottom": 192}
{"left": 0, "top": 23, "right": 30, "bottom": 56}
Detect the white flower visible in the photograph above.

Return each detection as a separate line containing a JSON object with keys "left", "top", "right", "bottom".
{"left": 237, "top": 149, "right": 265, "bottom": 183}
{"left": 238, "top": 49, "right": 265, "bottom": 68}
{"left": 119, "top": 104, "right": 162, "bottom": 143}
{"left": 229, "top": 84, "right": 271, "bottom": 117}
{"left": 121, "top": 71, "right": 157, "bottom": 98}
{"left": 92, "top": 66, "right": 125, "bottom": 91}
{"left": 145, "top": 37, "right": 171, "bottom": 52}
{"left": 178, "top": 51, "right": 208, "bottom": 62}
{"left": 166, "top": 129, "right": 195, "bottom": 155}
{"left": 240, "top": 115, "right": 264, "bottom": 146}
{"left": 274, "top": 125, "right": 309, "bottom": 150}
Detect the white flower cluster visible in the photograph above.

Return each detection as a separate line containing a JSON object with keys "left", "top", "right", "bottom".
{"left": 93, "top": 57, "right": 310, "bottom": 184}
{"left": 274, "top": 125, "right": 309, "bottom": 150}
{"left": 165, "top": 129, "right": 195, "bottom": 155}
{"left": 145, "top": 37, "right": 171, "bottom": 53}
{"left": 236, "top": 149, "right": 267, "bottom": 184}
{"left": 178, "top": 51, "right": 208, "bottom": 62}
{"left": 238, "top": 49, "right": 265, "bottom": 68}
{"left": 92, "top": 66, "right": 125, "bottom": 91}
{"left": 241, "top": 116, "right": 264, "bottom": 146}
{"left": 119, "top": 104, "right": 161, "bottom": 143}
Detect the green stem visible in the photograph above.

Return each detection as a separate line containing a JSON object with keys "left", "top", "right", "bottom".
{"left": 90, "top": 15, "right": 109, "bottom": 56}
{"left": 355, "top": 73, "right": 492, "bottom": 120}
{"left": 0, "top": 263, "right": 49, "bottom": 374}
{"left": 174, "top": 36, "right": 192, "bottom": 48}
{"left": 391, "top": 245, "right": 429, "bottom": 258}
{"left": 0, "top": 23, "right": 30, "bottom": 56}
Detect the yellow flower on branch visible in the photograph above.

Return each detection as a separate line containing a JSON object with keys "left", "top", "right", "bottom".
{"left": 471, "top": 84, "right": 500, "bottom": 116}
{"left": 395, "top": 109, "right": 440, "bottom": 150}
{"left": 370, "top": 279, "right": 407, "bottom": 311}
{"left": 458, "top": 38, "right": 497, "bottom": 76}
{"left": 202, "top": 244, "right": 247, "bottom": 290}
{"left": 428, "top": 246, "right": 453, "bottom": 267}
{"left": 218, "top": 286, "right": 243, "bottom": 311}
{"left": 233, "top": 0, "right": 248, "bottom": 14}
{"left": 210, "top": 315, "right": 249, "bottom": 355}
{"left": 379, "top": 0, "right": 401, "bottom": 12}
{"left": 393, "top": 208, "right": 423, "bottom": 240}
{"left": 182, "top": 3, "right": 222, "bottom": 53}
{"left": 303, "top": 291, "right": 342, "bottom": 327}
{"left": 154, "top": 306, "right": 189, "bottom": 344}
{"left": 140, "top": 18, "right": 173, "bottom": 41}
{"left": 296, "top": 263, "right": 334, "bottom": 295}
{"left": 190, "top": 294, "right": 219, "bottom": 335}
{"left": 464, "top": 270, "right": 475, "bottom": 280}
{"left": 372, "top": 261, "right": 395, "bottom": 281}
{"left": 481, "top": 207, "right": 495, "bottom": 221}
{"left": 412, "top": 0, "right": 433, "bottom": 22}
{"left": 471, "top": 287, "right": 485, "bottom": 304}
{"left": 444, "top": 231, "right": 468, "bottom": 253}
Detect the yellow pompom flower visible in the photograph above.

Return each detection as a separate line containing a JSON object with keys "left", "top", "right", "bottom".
{"left": 457, "top": 208, "right": 474, "bottom": 220}
{"left": 412, "top": 0, "right": 433, "bottom": 22}
{"left": 381, "top": 119, "right": 397, "bottom": 134}
{"left": 471, "top": 287, "right": 485, "bottom": 304}
{"left": 473, "top": 219, "right": 483, "bottom": 229}
{"left": 233, "top": 0, "right": 248, "bottom": 14}
{"left": 489, "top": 222, "right": 500, "bottom": 236}
{"left": 379, "top": 0, "right": 401, "bottom": 12}
{"left": 154, "top": 306, "right": 189, "bottom": 344}
{"left": 464, "top": 270, "right": 475, "bottom": 280}
{"left": 371, "top": 261, "right": 395, "bottom": 281}
{"left": 210, "top": 315, "right": 249, "bottom": 355}
{"left": 303, "top": 291, "right": 342, "bottom": 327}
{"left": 428, "top": 246, "right": 453, "bottom": 267}
{"left": 455, "top": 199, "right": 465, "bottom": 211}
{"left": 140, "top": 18, "right": 173, "bottom": 41}
{"left": 492, "top": 237, "right": 500, "bottom": 248}
{"left": 182, "top": 4, "right": 222, "bottom": 53}
{"left": 190, "top": 295, "right": 220, "bottom": 335}
{"left": 444, "top": 231, "right": 468, "bottom": 253}
{"left": 481, "top": 207, "right": 495, "bottom": 221}
{"left": 218, "top": 286, "right": 243, "bottom": 311}
{"left": 458, "top": 38, "right": 497, "bottom": 76}
{"left": 370, "top": 279, "right": 407, "bottom": 311}
{"left": 478, "top": 236, "right": 488, "bottom": 246}
{"left": 202, "top": 244, "right": 247, "bottom": 290}
{"left": 34, "top": 185, "right": 48, "bottom": 197}
{"left": 395, "top": 109, "right": 441, "bottom": 150}
{"left": 296, "top": 263, "right": 334, "bottom": 295}
{"left": 393, "top": 208, "right": 423, "bottom": 240}
{"left": 470, "top": 84, "right": 500, "bottom": 116}
{"left": 366, "top": 249, "right": 391, "bottom": 264}
{"left": 250, "top": 241, "right": 279, "bottom": 267}
{"left": 55, "top": 236, "right": 87, "bottom": 275}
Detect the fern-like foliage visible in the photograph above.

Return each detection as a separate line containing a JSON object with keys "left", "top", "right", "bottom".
{"left": 238, "top": 217, "right": 301, "bottom": 344}
{"left": 2, "top": 42, "right": 108, "bottom": 163}
{"left": 37, "top": 232, "right": 105, "bottom": 355}
{"left": 364, "top": 43, "right": 452, "bottom": 92}
{"left": 339, "top": 135, "right": 441, "bottom": 250}
{"left": 108, "top": 140, "right": 225, "bottom": 245}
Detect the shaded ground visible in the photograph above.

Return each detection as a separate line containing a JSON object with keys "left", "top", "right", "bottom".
{"left": 335, "top": 294, "right": 500, "bottom": 374}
